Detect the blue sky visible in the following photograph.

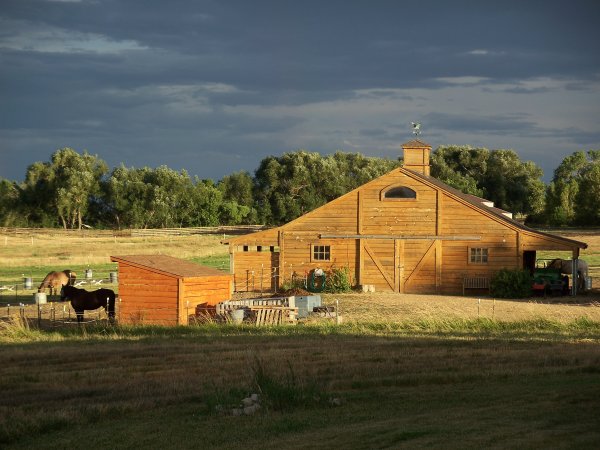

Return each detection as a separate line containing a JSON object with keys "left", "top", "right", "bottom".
{"left": 1, "top": 0, "right": 599, "bottom": 182}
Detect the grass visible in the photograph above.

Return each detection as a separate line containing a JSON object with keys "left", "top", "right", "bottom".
{"left": 1, "top": 321, "right": 600, "bottom": 448}
{"left": 2, "top": 229, "right": 600, "bottom": 448}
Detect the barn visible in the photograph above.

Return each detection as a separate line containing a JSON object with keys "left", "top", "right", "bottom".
{"left": 110, "top": 255, "right": 233, "bottom": 325}
{"left": 224, "top": 140, "right": 587, "bottom": 294}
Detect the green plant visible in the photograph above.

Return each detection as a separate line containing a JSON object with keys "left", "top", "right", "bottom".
{"left": 490, "top": 268, "right": 533, "bottom": 298}
{"left": 251, "top": 358, "right": 327, "bottom": 411}
{"left": 324, "top": 266, "right": 352, "bottom": 293}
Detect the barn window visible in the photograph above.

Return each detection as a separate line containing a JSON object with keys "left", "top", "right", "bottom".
{"left": 312, "top": 245, "right": 331, "bottom": 262}
{"left": 381, "top": 186, "right": 417, "bottom": 200}
{"left": 469, "top": 247, "right": 489, "bottom": 264}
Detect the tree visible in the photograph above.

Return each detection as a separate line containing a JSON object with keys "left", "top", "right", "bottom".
{"left": 253, "top": 150, "right": 399, "bottom": 225}
{"left": 430, "top": 146, "right": 486, "bottom": 197}
{"left": 0, "top": 178, "right": 23, "bottom": 227}
{"left": 431, "top": 146, "right": 545, "bottom": 220}
{"left": 545, "top": 151, "right": 593, "bottom": 226}
{"left": 573, "top": 151, "right": 600, "bottom": 225}
{"left": 50, "top": 149, "right": 108, "bottom": 229}
{"left": 217, "top": 171, "right": 257, "bottom": 224}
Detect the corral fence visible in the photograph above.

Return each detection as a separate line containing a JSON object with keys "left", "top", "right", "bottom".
{"left": 2, "top": 300, "right": 119, "bottom": 329}
{"left": 0, "top": 225, "right": 269, "bottom": 238}
{"left": 0, "top": 270, "right": 120, "bottom": 328}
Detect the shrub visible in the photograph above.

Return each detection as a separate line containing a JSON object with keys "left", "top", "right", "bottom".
{"left": 490, "top": 268, "right": 532, "bottom": 298}
{"left": 324, "top": 267, "right": 352, "bottom": 293}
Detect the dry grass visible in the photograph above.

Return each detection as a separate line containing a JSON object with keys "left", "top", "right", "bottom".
{"left": 0, "top": 231, "right": 226, "bottom": 267}
{"left": 1, "top": 325, "right": 599, "bottom": 448}
{"left": 326, "top": 291, "right": 600, "bottom": 324}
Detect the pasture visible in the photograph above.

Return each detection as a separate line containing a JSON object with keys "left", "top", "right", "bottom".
{"left": 1, "top": 229, "right": 600, "bottom": 448}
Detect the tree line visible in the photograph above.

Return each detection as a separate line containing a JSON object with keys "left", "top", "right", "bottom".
{"left": 0, "top": 146, "right": 598, "bottom": 229}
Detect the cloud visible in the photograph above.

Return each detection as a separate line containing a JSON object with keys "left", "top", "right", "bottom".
{"left": 0, "top": 0, "right": 599, "bottom": 184}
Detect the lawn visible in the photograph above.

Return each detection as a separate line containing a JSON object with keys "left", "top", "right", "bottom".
{"left": 1, "top": 229, "right": 600, "bottom": 448}
{"left": 1, "top": 322, "right": 600, "bottom": 449}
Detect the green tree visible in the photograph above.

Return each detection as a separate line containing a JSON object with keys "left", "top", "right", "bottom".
{"left": 545, "top": 151, "right": 592, "bottom": 226}
{"left": 51, "top": 148, "right": 108, "bottom": 229}
{"left": 573, "top": 151, "right": 600, "bottom": 225}
{"left": 431, "top": 146, "right": 545, "bottom": 220}
{"left": 20, "top": 148, "right": 107, "bottom": 229}
{"left": 0, "top": 178, "right": 24, "bottom": 227}
{"left": 218, "top": 171, "right": 258, "bottom": 224}
{"left": 254, "top": 150, "right": 399, "bottom": 225}
{"left": 430, "top": 146, "right": 486, "bottom": 197}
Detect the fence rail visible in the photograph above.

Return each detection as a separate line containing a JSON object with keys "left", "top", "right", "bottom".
{"left": 0, "top": 225, "right": 269, "bottom": 237}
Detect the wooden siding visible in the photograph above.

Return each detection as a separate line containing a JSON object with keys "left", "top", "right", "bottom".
{"left": 226, "top": 165, "right": 586, "bottom": 295}
{"left": 118, "top": 264, "right": 179, "bottom": 325}
{"left": 116, "top": 262, "right": 232, "bottom": 325}
{"left": 231, "top": 251, "right": 278, "bottom": 292}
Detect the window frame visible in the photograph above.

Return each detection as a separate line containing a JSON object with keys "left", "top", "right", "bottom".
{"left": 311, "top": 244, "right": 332, "bottom": 262}
{"left": 468, "top": 247, "right": 489, "bottom": 264}
{"left": 380, "top": 184, "right": 417, "bottom": 201}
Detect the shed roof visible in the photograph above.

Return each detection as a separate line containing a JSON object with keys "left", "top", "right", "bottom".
{"left": 110, "top": 255, "right": 227, "bottom": 278}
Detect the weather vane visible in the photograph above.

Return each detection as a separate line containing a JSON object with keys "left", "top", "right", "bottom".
{"left": 411, "top": 122, "right": 421, "bottom": 136}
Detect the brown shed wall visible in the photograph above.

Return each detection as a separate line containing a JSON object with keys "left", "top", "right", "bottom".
{"left": 117, "top": 264, "right": 232, "bottom": 326}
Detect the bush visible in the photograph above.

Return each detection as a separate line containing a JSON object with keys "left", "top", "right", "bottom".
{"left": 324, "top": 267, "right": 352, "bottom": 293}
{"left": 490, "top": 268, "right": 532, "bottom": 298}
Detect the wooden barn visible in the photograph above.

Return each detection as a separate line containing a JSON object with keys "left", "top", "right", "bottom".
{"left": 224, "top": 140, "right": 587, "bottom": 295}
{"left": 110, "top": 255, "right": 232, "bottom": 325}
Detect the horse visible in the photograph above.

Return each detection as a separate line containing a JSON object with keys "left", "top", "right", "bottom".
{"left": 547, "top": 258, "right": 589, "bottom": 291}
{"left": 38, "top": 270, "right": 77, "bottom": 295}
{"left": 60, "top": 285, "right": 116, "bottom": 323}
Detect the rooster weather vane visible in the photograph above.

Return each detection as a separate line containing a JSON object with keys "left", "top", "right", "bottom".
{"left": 411, "top": 122, "right": 422, "bottom": 136}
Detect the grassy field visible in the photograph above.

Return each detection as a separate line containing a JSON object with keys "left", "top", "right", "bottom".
{"left": 1, "top": 229, "right": 600, "bottom": 448}
{"left": 1, "top": 322, "right": 600, "bottom": 449}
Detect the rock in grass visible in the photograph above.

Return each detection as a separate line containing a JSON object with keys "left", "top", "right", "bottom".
{"left": 243, "top": 404, "right": 260, "bottom": 415}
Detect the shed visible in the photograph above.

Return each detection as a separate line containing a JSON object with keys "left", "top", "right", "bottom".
{"left": 110, "top": 255, "right": 233, "bottom": 325}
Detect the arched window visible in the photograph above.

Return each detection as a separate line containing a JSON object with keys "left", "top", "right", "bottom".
{"left": 381, "top": 185, "right": 416, "bottom": 200}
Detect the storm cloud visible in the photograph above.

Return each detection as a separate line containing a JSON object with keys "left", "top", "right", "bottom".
{"left": 1, "top": 0, "right": 599, "bottom": 182}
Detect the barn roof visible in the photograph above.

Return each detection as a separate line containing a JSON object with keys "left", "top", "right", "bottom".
{"left": 403, "top": 168, "right": 588, "bottom": 249}
{"left": 110, "top": 255, "right": 227, "bottom": 278}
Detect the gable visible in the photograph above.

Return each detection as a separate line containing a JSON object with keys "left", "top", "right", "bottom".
{"left": 226, "top": 165, "right": 586, "bottom": 251}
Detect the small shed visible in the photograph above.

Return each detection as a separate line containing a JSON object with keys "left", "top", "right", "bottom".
{"left": 110, "top": 255, "right": 233, "bottom": 326}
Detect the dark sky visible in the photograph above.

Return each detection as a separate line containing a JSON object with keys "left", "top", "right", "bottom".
{"left": 1, "top": 0, "right": 599, "bottom": 182}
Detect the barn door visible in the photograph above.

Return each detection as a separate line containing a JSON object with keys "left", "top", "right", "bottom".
{"left": 403, "top": 240, "right": 439, "bottom": 293}
{"left": 361, "top": 239, "right": 404, "bottom": 292}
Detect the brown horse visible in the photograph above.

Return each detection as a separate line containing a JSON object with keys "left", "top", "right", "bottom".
{"left": 38, "top": 270, "right": 77, "bottom": 295}
{"left": 60, "top": 285, "right": 116, "bottom": 323}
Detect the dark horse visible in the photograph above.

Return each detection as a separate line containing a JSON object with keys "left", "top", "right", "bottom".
{"left": 61, "top": 285, "right": 116, "bottom": 323}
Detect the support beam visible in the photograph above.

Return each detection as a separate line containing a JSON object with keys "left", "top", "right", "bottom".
{"left": 321, "top": 234, "right": 481, "bottom": 241}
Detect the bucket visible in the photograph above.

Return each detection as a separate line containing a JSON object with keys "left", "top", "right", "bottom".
{"left": 23, "top": 277, "right": 32, "bottom": 289}
{"left": 85, "top": 269, "right": 93, "bottom": 279}
{"left": 230, "top": 309, "right": 245, "bottom": 324}
{"left": 109, "top": 272, "right": 118, "bottom": 283}
{"left": 34, "top": 292, "right": 47, "bottom": 304}
{"left": 585, "top": 276, "right": 593, "bottom": 290}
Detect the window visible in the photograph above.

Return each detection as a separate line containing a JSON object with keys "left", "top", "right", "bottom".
{"left": 469, "top": 247, "right": 489, "bottom": 264}
{"left": 312, "top": 245, "right": 331, "bottom": 261}
{"left": 381, "top": 185, "right": 416, "bottom": 200}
